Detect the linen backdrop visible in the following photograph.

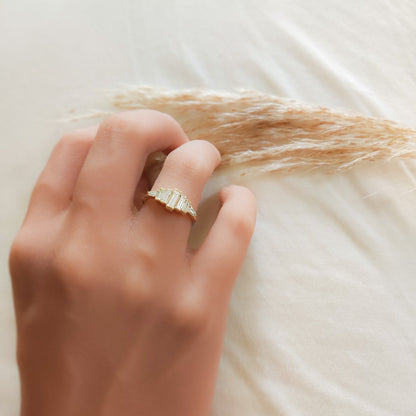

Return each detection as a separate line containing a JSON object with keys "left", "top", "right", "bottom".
{"left": 1, "top": 1, "right": 415, "bottom": 415}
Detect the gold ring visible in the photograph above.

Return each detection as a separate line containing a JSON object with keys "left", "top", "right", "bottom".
{"left": 143, "top": 188, "right": 197, "bottom": 223}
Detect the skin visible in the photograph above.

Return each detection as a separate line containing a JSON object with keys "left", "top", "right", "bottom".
{"left": 8, "top": 110, "right": 257, "bottom": 416}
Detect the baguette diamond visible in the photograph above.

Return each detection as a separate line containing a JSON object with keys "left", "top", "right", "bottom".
{"left": 176, "top": 195, "right": 186, "bottom": 211}
{"left": 143, "top": 187, "right": 197, "bottom": 223}
{"left": 162, "top": 189, "right": 172, "bottom": 203}
{"left": 182, "top": 200, "right": 189, "bottom": 212}
{"left": 155, "top": 189, "right": 168, "bottom": 203}
{"left": 166, "top": 190, "right": 181, "bottom": 210}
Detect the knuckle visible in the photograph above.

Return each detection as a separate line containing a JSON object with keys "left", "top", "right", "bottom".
{"left": 32, "top": 176, "right": 57, "bottom": 198}
{"left": 8, "top": 226, "right": 53, "bottom": 275}
{"left": 9, "top": 229, "right": 52, "bottom": 286}
{"left": 98, "top": 110, "right": 185, "bottom": 152}
{"left": 99, "top": 110, "right": 174, "bottom": 140}
{"left": 98, "top": 112, "right": 145, "bottom": 147}
{"left": 120, "top": 271, "right": 154, "bottom": 313}
{"left": 167, "top": 145, "right": 212, "bottom": 178}
{"left": 133, "top": 243, "right": 159, "bottom": 271}
{"left": 8, "top": 234, "right": 36, "bottom": 275}
{"left": 57, "top": 133, "right": 74, "bottom": 148}
{"left": 58, "top": 133, "right": 81, "bottom": 147}
{"left": 58, "top": 130, "right": 93, "bottom": 149}
{"left": 148, "top": 110, "right": 180, "bottom": 128}
{"left": 179, "top": 153, "right": 205, "bottom": 177}
{"left": 51, "top": 241, "right": 94, "bottom": 290}
{"left": 70, "top": 191, "right": 100, "bottom": 217}
{"left": 129, "top": 109, "right": 182, "bottom": 134}
{"left": 168, "top": 290, "right": 210, "bottom": 336}
{"left": 224, "top": 183, "right": 253, "bottom": 198}
{"left": 191, "top": 139, "right": 221, "bottom": 162}
{"left": 99, "top": 112, "right": 133, "bottom": 137}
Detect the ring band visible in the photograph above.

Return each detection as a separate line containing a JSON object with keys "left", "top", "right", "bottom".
{"left": 143, "top": 188, "right": 197, "bottom": 223}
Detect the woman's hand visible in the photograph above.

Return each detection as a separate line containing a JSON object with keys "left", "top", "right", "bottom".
{"left": 8, "top": 110, "right": 256, "bottom": 416}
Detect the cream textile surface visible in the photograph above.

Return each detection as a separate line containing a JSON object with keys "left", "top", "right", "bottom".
{"left": 1, "top": 1, "right": 415, "bottom": 415}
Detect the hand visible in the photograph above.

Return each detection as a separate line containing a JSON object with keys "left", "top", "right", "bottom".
{"left": 8, "top": 110, "right": 257, "bottom": 416}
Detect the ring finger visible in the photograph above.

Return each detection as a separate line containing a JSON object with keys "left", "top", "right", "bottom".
{"left": 137, "top": 140, "right": 222, "bottom": 253}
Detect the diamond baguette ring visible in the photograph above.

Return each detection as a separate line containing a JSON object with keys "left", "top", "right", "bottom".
{"left": 143, "top": 188, "right": 197, "bottom": 223}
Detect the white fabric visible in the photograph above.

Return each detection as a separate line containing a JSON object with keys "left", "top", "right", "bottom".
{"left": 1, "top": 1, "right": 415, "bottom": 415}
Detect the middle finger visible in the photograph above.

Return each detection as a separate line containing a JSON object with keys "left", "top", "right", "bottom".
{"left": 72, "top": 110, "right": 189, "bottom": 221}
